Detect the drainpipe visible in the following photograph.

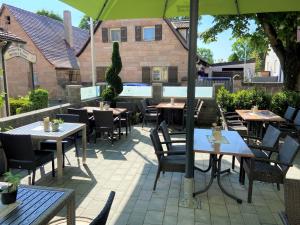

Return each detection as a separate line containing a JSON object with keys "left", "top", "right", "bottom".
{"left": 90, "top": 17, "right": 96, "bottom": 86}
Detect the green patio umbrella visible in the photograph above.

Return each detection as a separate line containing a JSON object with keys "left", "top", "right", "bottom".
{"left": 60, "top": 0, "right": 300, "bottom": 206}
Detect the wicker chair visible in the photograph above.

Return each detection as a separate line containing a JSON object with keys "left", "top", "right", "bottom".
{"left": 90, "top": 191, "right": 115, "bottom": 225}
{"left": 116, "top": 102, "right": 135, "bottom": 135}
{"left": 40, "top": 114, "right": 80, "bottom": 168}
{"left": 242, "top": 135, "right": 300, "bottom": 203}
{"left": 140, "top": 100, "right": 160, "bottom": 128}
{"left": 150, "top": 129, "right": 186, "bottom": 190}
{"left": 0, "top": 133, "right": 55, "bottom": 185}
{"left": 278, "top": 110, "right": 300, "bottom": 138}
{"left": 283, "top": 106, "right": 297, "bottom": 122}
{"left": 93, "top": 110, "right": 120, "bottom": 144}
{"left": 159, "top": 120, "right": 186, "bottom": 152}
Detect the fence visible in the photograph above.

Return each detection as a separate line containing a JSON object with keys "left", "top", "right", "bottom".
{"left": 196, "top": 77, "right": 233, "bottom": 92}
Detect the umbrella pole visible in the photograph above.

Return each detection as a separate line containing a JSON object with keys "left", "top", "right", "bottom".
{"left": 180, "top": 0, "right": 200, "bottom": 208}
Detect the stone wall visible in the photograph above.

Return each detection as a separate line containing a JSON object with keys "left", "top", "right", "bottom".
{"left": 233, "top": 78, "right": 284, "bottom": 94}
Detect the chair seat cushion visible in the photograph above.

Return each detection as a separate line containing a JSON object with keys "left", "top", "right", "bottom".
{"left": 250, "top": 148, "right": 269, "bottom": 158}
{"left": 244, "top": 159, "right": 284, "bottom": 182}
{"left": 170, "top": 145, "right": 186, "bottom": 152}
{"left": 161, "top": 155, "right": 185, "bottom": 172}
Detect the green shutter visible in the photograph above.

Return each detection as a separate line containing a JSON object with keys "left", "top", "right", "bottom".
{"left": 168, "top": 66, "right": 178, "bottom": 84}
{"left": 142, "top": 67, "right": 151, "bottom": 83}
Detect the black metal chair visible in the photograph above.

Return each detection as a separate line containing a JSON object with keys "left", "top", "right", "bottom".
{"left": 242, "top": 135, "right": 300, "bottom": 203}
{"left": 116, "top": 102, "right": 135, "bottom": 135}
{"left": 150, "top": 129, "right": 186, "bottom": 190}
{"left": 140, "top": 100, "right": 160, "bottom": 128}
{"left": 68, "top": 108, "right": 94, "bottom": 142}
{"left": 40, "top": 114, "right": 80, "bottom": 168}
{"left": 159, "top": 120, "right": 186, "bottom": 152}
{"left": 90, "top": 191, "right": 116, "bottom": 225}
{"left": 93, "top": 110, "right": 120, "bottom": 144}
{"left": 0, "top": 133, "right": 55, "bottom": 185}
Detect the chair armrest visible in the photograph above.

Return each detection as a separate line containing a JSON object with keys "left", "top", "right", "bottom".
{"left": 155, "top": 150, "right": 186, "bottom": 155}
{"left": 248, "top": 144, "right": 278, "bottom": 152}
{"left": 161, "top": 140, "right": 186, "bottom": 144}
{"left": 242, "top": 135, "right": 262, "bottom": 141}
{"left": 113, "top": 117, "right": 120, "bottom": 122}
{"left": 254, "top": 157, "right": 292, "bottom": 167}
{"left": 169, "top": 132, "right": 186, "bottom": 135}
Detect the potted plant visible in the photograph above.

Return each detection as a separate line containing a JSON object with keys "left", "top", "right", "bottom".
{"left": 1, "top": 172, "right": 21, "bottom": 205}
{"left": 51, "top": 118, "right": 63, "bottom": 132}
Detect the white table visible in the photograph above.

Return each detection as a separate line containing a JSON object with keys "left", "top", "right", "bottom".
{"left": 6, "top": 121, "right": 87, "bottom": 178}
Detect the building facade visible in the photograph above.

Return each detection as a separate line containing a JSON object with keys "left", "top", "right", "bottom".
{"left": 0, "top": 4, "right": 89, "bottom": 99}
{"left": 78, "top": 19, "right": 208, "bottom": 85}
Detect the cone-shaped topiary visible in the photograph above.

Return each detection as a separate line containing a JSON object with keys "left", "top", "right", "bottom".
{"left": 102, "top": 42, "right": 123, "bottom": 102}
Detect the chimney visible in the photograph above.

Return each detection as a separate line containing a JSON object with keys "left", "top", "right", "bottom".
{"left": 63, "top": 11, "right": 73, "bottom": 48}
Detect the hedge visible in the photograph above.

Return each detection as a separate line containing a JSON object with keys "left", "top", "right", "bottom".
{"left": 217, "top": 87, "right": 300, "bottom": 117}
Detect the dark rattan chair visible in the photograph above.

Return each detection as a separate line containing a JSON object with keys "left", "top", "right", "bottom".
{"left": 278, "top": 110, "right": 300, "bottom": 138}
{"left": 0, "top": 133, "right": 55, "bottom": 185}
{"left": 40, "top": 114, "right": 80, "bottom": 167}
{"left": 116, "top": 102, "right": 135, "bottom": 135}
{"left": 150, "top": 129, "right": 186, "bottom": 190}
{"left": 68, "top": 108, "right": 94, "bottom": 142}
{"left": 283, "top": 106, "right": 297, "bottom": 122}
{"left": 90, "top": 191, "right": 116, "bottom": 225}
{"left": 140, "top": 100, "right": 160, "bottom": 128}
{"left": 182, "top": 100, "right": 204, "bottom": 128}
{"left": 159, "top": 120, "right": 186, "bottom": 152}
{"left": 93, "top": 110, "right": 120, "bottom": 144}
{"left": 242, "top": 135, "right": 300, "bottom": 203}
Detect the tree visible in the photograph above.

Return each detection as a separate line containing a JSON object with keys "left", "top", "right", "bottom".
{"left": 200, "top": 13, "right": 300, "bottom": 90}
{"left": 197, "top": 47, "right": 214, "bottom": 64}
{"left": 102, "top": 42, "right": 123, "bottom": 102}
{"left": 79, "top": 15, "right": 98, "bottom": 30}
{"left": 36, "top": 10, "right": 63, "bottom": 22}
{"left": 228, "top": 53, "right": 239, "bottom": 62}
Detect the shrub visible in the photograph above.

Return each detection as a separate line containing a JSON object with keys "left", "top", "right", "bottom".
{"left": 29, "top": 88, "right": 48, "bottom": 110}
{"left": 270, "top": 91, "right": 300, "bottom": 116}
{"left": 101, "top": 87, "right": 115, "bottom": 102}
{"left": 9, "top": 97, "right": 33, "bottom": 115}
{"left": 216, "top": 87, "right": 234, "bottom": 112}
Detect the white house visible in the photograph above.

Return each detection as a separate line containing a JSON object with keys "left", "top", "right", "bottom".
{"left": 264, "top": 46, "right": 284, "bottom": 82}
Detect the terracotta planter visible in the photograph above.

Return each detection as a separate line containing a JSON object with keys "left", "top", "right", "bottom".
{"left": 1, "top": 190, "right": 17, "bottom": 205}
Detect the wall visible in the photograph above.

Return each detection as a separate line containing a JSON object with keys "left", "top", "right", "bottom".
{"left": 265, "top": 47, "right": 284, "bottom": 82}
{"left": 78, "top": 18, "right": 188, "bottom": 84}
{"left": 1, "top": 7, "right": 65, "bottom": 100}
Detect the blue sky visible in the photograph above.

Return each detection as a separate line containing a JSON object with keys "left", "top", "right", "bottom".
{"left": 0, "top": 0, "right": 237, "bottom": 62}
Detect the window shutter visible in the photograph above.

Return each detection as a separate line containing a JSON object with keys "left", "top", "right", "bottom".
{"left": 155, "top": 24, "right": 162, "bottom": 41}
{"left": 168, "top": 66, "right": 178, "bottom": 84}
{"left": 121, "top": 27, "right": 127, "bottom": 42}
{"left": 102, "top": 28, "right": 108, "bottom": 43}
{"left": 135, "top": 26, "right": 142, "bottom": 41}
{"left": 142, "top": 67, "right": 151, "bottom": 83}
{"left": 96, "top": 66, "right": 108, "bottom": 82}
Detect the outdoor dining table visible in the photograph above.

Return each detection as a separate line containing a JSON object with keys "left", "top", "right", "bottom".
{"left": 235, "top": 109, "right": 285, "bottom": 136}
{"left": 156, "top": 102, "right": 185, "bottom": 126}
{"left": 5, "top": 121, "right": 87, "bottom": 178}
{"left": 193, "top": 128, "right": 254, "bottom": 203}
{"left": 82, "top": 106, "right": 127, "bottom": 116}
{"left": 0, "top": 185, "right": 75, "bottom": 225}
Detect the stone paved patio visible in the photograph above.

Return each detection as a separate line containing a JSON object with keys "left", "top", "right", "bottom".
{"left": 17, "top": 125, "right": 300, "bottom": 225}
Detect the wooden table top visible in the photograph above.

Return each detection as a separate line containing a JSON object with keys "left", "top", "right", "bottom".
{"left": 194, "top": 129, "right": 254, "bottom": 157}
{"left": 156, "top": 102, "right": 185, "bottom": 109}
{"left": 6, "top": 121, "right": 86, "bottom": 140}
{"left": 0, "top": 185, "right": 74, "bottom": 225}
{"left": 235, "top": 109, "right": 285, "bottom": 122}
{"left": 83, "top": 107, "right": 127, "bottom": 116}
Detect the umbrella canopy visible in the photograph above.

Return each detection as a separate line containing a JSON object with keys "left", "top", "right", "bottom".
{"left": 61, "top": 0, "right": 300, "bottom": 20}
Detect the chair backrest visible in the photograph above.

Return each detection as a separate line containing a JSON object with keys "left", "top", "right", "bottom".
{"left": 261, "top": 125, "right": 281, "bottom": 149}
{"left": 93, "top": 110, "right": 114, "bottom": 128}
{"left": 56, "top": 114, "right": 80, "bottom": 123}
{"left": 293, "top": 110, "right": 300, "bottom": 130}
{"left": 116, "top": 102, "right": 134, "bottom": 112}
{"left": 90, "top": 191, "right": 115, "bottom": 225}
{"left": 159, "top": 121, "right": 172, "bottom": 151}
{"left": 284, "top": 106, "right": 297, "bottom": 122}
{"left": 278, "top": 135, "right": 300, "bottom": 173}
{"left": 140, "top": 100, "right": 148, "bottom": 114}
{"left": 150, "top": 129, "right": 163, "bottom": 161}
{"left": 195, "top": 100, "right": 204, "bottom": 117}
{"left": 67, "top": 108, "right": 89, "bottom": 125}
{"left": 0, "top": 133, "right": 35, "bottom": 162}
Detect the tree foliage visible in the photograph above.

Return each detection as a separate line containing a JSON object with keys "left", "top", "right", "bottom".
{"left": 200, "top": 13, "right": 300, "bottom": 90}
{"left": 228, "top": 53, "right": 239, "bottom": 62}
{"left": 79, "top": 15, "right": 98, "bottom": 30}
{"left": 197, "top": 47, "right": 214, "bottom": 64}
{"left": 36, "top": 9, "right": 63, "bottom": 22}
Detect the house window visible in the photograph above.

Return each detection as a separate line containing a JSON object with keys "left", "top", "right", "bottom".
{"left": 5, "top": 16, "right": 10, "bottom": 25}
{"left": 110, "top": 28, "right": 121, "bottom": 42}
{"left": 151, "top": 67, "right": 168, "bottom": 82}
{"left": 143, "top": 27, "right": 155, "bottom": 41}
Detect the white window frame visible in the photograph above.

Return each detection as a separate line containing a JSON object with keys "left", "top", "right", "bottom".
{"left": 142, "top": 26, "right": 155, "bottom": 41}
{"left": 109, "top": 28, "right": 121, "bottom": 42}
{"left": 151, "top": 66, "right": 168, "bottom": 82}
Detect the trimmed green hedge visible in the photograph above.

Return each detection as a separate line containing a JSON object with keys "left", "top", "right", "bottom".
{"left": 217, "top": 87, "right": 300, "bottom": 117}
{"left": 10, "top": 88, "right": 48, "bottom": 115}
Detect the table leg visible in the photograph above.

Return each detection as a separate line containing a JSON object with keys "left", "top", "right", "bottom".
{"left": 217, "top": 154, "right": 242, "bottom": 204}
{"left": 66, "top": 194, "right": 75, "bottom": 225}
{"left": 56, "top": 139, "right": 63, "bottom": 178}
{"left": 82, "top": 126, "right": 87, "bottom": 164}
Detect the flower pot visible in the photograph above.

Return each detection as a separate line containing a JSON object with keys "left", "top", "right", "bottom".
{"left": 1, "top": 190, "right": 17, "bottom": 205}
{"left": 51, "top": 123, "right": 59, "bottom": 132}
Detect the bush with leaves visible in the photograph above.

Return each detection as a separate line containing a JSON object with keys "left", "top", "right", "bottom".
{"left": 216, "top": 87, "right": 234, "bottom": 112}
{"left": 102, "top": 42, "right": 123, "bottom": 102}
{"left": 29, "top": 88, "right": 48, "bottom": 110}
{"left": 270, "top": 91, "right": 300, "bottom": 116}
{"left": 9, "top": 96, "right": 33, "bottom": 115}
